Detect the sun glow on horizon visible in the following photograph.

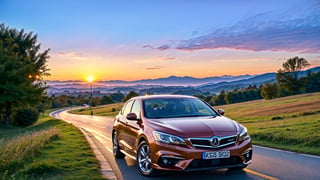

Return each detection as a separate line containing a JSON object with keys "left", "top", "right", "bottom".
{"left": 87, "top": 75, "right": 94, "bottom": 83}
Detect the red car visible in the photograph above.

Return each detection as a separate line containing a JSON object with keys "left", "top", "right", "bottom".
{"left": 112, "top": 95, "right": 252, "bottom": 176}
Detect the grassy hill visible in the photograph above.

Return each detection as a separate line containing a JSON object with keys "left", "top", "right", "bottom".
{"left": 216, "top": 92, "right": 320, "bottom": 155}
{"left": 72, "top": 92, "right": 320, "bottom": 155}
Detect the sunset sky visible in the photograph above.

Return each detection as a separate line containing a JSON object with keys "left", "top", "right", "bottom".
{"left": 1, "top": 0, "right": 320, "bottom": 81}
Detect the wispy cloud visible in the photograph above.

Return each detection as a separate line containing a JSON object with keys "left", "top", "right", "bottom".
{"left": 57, "top": 52, "right": 89, "bottom": 61}
{"left": 162, "top": 57, "right": 176, "bottom": 61}
{"left": 146, "top": 66, "right": 165, "bottom": 70}
{"left": 143, "top": 44, "right": 171, "bottom": 51}
{"left": 147, "top": 12, "right": 320, "bottom": 53}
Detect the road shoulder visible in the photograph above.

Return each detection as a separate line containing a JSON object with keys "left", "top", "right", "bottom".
{"left": 80, "top": 128, "right": 117, "bottom": 180}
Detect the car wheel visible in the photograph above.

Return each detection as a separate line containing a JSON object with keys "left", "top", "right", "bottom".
{"left": 137, "top": 141, "right": 157, "bottom": 176}
{"left": 112, "top": 131, "right": 124, "bottom": 158}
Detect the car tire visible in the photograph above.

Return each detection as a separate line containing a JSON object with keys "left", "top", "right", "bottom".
{"left": 136, "top": 141, "right": 157, "bottom": 176}
{"left": 112, "top": 131, "right": 125, "bottom": 158}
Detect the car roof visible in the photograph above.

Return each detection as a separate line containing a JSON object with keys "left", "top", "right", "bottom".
{"left": 130, "top": 94, "right": 197, "bottom": 101}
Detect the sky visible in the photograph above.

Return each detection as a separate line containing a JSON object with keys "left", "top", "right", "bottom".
{"left": 1, "top": 0, "right": 320, "bottom": 81}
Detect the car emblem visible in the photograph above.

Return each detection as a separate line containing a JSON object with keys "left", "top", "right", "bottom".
{"left": 210, "top": 137, "right": 220, "bottom": 146}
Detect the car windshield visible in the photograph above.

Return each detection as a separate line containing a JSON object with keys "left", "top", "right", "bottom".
{"left": 143, "top": 98, "right": 218, "bottom": 118}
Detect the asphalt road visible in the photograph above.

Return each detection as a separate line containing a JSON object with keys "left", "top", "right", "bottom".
{"left": 50, "top": 109, "right": 320, "bottom": 180}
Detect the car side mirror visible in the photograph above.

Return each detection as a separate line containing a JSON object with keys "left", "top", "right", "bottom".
{"left": 217, "top": 109, "right": 225, "bottom": 115}
{"left": 126, "top": 113, "right": 139, "bottom": 121}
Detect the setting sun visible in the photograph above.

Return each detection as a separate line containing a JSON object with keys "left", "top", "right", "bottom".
{"left": 87, "top": 75, "right": 94, "bottom": 83}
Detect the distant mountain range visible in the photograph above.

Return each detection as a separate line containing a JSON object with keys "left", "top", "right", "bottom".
{"left": 100, "top": 74, "right": 254, "bottom": 86}
{"left": 47, "top": 66, "right": 320, "bottom": 95}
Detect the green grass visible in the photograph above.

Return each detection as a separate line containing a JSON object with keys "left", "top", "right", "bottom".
{"left": 0, "top": 113, "right": 105, "bottom": 180}
{"left": 216, "top": 92, "right": 320, "bottom": 155}
{"left": 70, "top": 103, "right": 123, "bottom": 117}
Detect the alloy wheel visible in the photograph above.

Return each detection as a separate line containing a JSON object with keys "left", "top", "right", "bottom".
{"left": 137, "top": 142, "right": 153, "bottom": 175}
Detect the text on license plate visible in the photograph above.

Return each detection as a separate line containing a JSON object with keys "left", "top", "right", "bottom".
{"left": 202, "top": 150, "right": 230, "bottom": 159}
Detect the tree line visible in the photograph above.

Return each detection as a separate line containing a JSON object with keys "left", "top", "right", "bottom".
{"left": 50, "top": 92, "right": 125, "bottom": 108}
{"left": 205, "top": 86, "right": 262, "bottom": 106}
{"left": 50, "top": 91, "right": 140, "bottom": 109}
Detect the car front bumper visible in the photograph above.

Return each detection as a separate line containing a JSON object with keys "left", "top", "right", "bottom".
{"left": 150, "top": 139, "right": 252, "bottom": 171}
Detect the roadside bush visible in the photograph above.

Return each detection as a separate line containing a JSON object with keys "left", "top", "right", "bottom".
{"left": 15, "top": 108, "right": 40, "bottom": 126}
{"left": 271, "top": 116, "right": 284, "bottom": 120}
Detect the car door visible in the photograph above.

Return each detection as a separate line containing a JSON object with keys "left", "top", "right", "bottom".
{"left": 126, "top": 100, "right": 143, "bottom": 154}
{"left": 117, "top": 100, "right": 134, "bottom": 151}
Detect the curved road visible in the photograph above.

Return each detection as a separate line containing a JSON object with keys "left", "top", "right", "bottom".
{"left": 51, "top": 109, "right": 320, "bottom": 180}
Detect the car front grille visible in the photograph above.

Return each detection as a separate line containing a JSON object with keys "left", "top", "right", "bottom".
{"left": 186, "top": 156, "right": 243, "bottom": 170}
{"left": 188, "top": 135, "right": 237, "bottom": 149}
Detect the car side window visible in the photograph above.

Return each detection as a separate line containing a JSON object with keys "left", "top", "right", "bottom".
{"left": 131, "top": 100, "right": 141, "bottom": 119}
{"left": 123, "top": 100, "right": 134, "bottom": 116}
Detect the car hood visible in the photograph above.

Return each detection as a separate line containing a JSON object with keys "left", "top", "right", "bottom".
{"left": 147, "top": 116, "right": 240, "bottom": 138}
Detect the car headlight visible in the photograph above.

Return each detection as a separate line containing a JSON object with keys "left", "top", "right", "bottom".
{"left": 152, "top": 131, "right": 187, "bottom": 145}
{"left": 238, "top": 126, "right": 250, "bottom": 142}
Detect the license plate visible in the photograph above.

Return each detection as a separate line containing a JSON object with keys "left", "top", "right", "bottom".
{"left": 202, "top": 150, "right": 230, "bottom": 159}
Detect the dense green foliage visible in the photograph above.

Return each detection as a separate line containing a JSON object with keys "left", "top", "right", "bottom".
{"left": 100, "top": 95, "right": 113, "bottom": 104}
{"left": 14, "top": 108, "right": 40, "bottom": 126}
{"left": 209, "top": 90, "right": 227, "bottom": 105}
{"left": 122, "top": 90, "right": 139, "bottom": 102}
{"left": 50, "top": 92, "right": 126, "bottom": 109}
{"left": 0, "top": 24, "right": 50, "bottom": 127}
{"left": 208, "top": 86, "right": 261, "bottom": 105}
{"left": 303, "top": 71, "right": 320, "bottom": 93}
{"left": 224, "top": 87, "right": 261, "bottom": 104}
{"left": 0, "top": 113, "right": 104, "bottom": 179}
{"left": 110, "top": 91, "right": 125, "bottom": 102}
{"left": 260, "top": 82, "right": 278, "bottom": 99}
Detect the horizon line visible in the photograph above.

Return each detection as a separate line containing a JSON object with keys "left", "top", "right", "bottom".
{"left": 45, "top": 65, "right": 320, "bottom": 82}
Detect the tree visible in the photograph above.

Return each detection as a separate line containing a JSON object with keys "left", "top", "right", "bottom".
{"left": 110, "top": 91, "right": 125, "bottom": 102}
{"left": 122, "top": 91, "right": 139, "bottom": 102}
{"left": 0, "top": 24, "right": 50, "bottom": 127}
{"left": 210, "top": 90, "right": 226, "bottom": 105}
{"left": 303, "top": 71, "right": 320, "bottom": 93}
{"left": 14, "top": 107, "right": 39, "bottom": 126}
{"left": 261, "top": 82, "right": 278, "bottom": 100}
{"left": 92, "top": 97, "right": 100, "bottom": 107}
{"left": 224, "top": 91, "right": 233, "bottom": 104}
{"left": 276, "top": 57, "right": 310, "bottom": 95}
{"left": 100, "top": 95, "right": 114, "bottom": 105}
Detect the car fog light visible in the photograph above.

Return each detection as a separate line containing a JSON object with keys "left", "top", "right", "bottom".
{"left": 242, "top": 150, "right": 252, "bottom": 162}
{"left": 159, "top": 156, "right": 183, "bottom": 166}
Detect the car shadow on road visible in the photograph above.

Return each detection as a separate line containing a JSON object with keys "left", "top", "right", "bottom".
{"left": 114, "top": 158, "right": 261, "bottom": 180}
